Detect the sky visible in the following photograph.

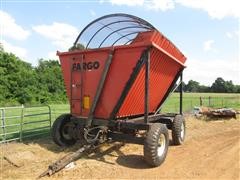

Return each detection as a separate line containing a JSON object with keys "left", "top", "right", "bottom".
{"left": 0, "top": 0, "right": 239, "bottom": 85}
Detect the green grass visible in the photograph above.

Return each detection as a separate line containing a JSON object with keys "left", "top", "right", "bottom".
{"left": 161, "top": 92, "right": 240, "bottom": 113}
{"left": 1, "top": 93, "right": 239, "bottom": 143}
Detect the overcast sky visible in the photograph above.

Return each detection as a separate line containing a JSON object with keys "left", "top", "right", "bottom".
{"left": 0, "top": 0, "right": 239, "bottom": 85}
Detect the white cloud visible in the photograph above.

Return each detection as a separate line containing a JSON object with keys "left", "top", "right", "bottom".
{"left": 0, "top": 10, "right": 30, "bottom": 40}
{"left": 32, "top": 22, "right": 79, "bottom": 50}
{"left": 184, "top": 58, "right": 240, "bottom": 85}
{"left": 176, "top": 0, "right": 240, "bottom": 19}
{"left": 226, "top": 30, "right": 239, "bottom": 39}
{"left": 106, "top": 0, "right": 239, "bottom": 19}
{"left": 109, "top": 0, "right": 144, "bottom": 6}
{"left": 146, "top": 0, "right": 175, "bottom": 11}
{"left": 226, "top": 32, "right": 233, "bottom": 39}
{"left": 203, "top": 40, "right": 215, "bottom": 52}
{"left": 1, "top": 40, "right": 27, "bottom": 59}
{"left": 109, "top": 0, "right": 173, "bottom": 11}
{"left": 90, "top": 9, "right": 96, "bottom": 17}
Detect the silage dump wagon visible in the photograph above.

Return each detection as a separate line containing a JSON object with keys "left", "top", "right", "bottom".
{"left": 41, "top": 13, "right": 187, "bottom": 177}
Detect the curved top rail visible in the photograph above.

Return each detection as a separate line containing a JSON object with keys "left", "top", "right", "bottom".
{"left": 73, "top": 13, "right": 156, "bottom": 49}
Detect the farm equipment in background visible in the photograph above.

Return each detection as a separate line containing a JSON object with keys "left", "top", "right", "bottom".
{"left": 194, "top": 107, "right": 237, "bottom": 119}
{"left": 40, "top": 13, "right": 187, "bottom": 177}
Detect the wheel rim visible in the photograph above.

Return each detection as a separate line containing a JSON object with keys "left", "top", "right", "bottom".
{"left": 180, "top": 122, "right": 184, "bottom": 139}
{"left": 157, "top": 134, "right": 166, "bottom": 157}
{"left": 61, "top": 123, "right": 72, "bottom": 140}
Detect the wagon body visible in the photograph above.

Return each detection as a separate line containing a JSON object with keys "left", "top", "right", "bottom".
{"left": 48, "top": 14, "right": 187, "bottom": 172}
{"left": 58, "top": 30, "right": 186, "bottom": 120}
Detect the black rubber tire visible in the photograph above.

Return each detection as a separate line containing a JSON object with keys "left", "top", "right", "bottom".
{"left": 144, "top": 123, "right": 169, "bottom": 167}
{"left": 172, "top": 115, "right": 186, "bottom": 145}
{"left": 51, "top": 114, "right": 76, "bottom": 147}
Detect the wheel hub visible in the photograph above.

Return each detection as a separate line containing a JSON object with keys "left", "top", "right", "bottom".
{"left": 180, "top": 123, "right": 184, "bottom": 139}
{"left": 157, "top": 134, "right": 166, "bottom": 156}
{"left": 61, "top": 123, "right": 73, "bottom": 140}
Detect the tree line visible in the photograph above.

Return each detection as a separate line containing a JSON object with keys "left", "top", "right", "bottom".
{"left": 181, "top": 79, "right": 240, "bottom": 93}
{"left": 0, "top": 47, "right": 239, "bottom": 105}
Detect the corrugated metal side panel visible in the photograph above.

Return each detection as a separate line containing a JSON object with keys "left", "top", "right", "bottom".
{"left": 151, "top": 31, "right": 186, "bottom": 64}
{"left": 94, "top": 46, "right": 146, "bottom": 119}
{"left": 130, "top": 31, "right": 186, "bottom": 64}
{"left": 117, "top": 48, "right": 182, "bottom": 118}
{"left": 117, "top": 64, "right": 145, "bottom": 117}
{"left": 148, "top": 48, "right": 182, "bottom": 111}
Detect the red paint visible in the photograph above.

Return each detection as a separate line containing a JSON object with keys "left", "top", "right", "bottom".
{"left": 57, "top": 30, "right": 186, "bottom": 119}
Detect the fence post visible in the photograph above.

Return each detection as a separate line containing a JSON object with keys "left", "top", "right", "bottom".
{"left": 200, "top": 97, "right": 202, "bottom": 106}
{"left": 1, "top": 109, "right": 6, "bottom": 142}
{"left": 20, "top": 104, "right": 24, "bottom": 142}
{"left": 47, "top": 105, "right": 52, "bottom": 128}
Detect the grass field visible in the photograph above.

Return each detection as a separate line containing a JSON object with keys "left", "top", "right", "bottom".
{"left": 0, "top": 93, "right": 239, "bottom": 143}
{"left": 161, "top": 92, "right": 240, "bottom": 112}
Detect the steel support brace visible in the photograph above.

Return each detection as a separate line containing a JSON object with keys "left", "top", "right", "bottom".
{"left": 118, "top": 121, "right": 149, "bottom": 130}
{"left": 155, "top": 69, "right": 184, "bottom": 114}
{"left": 179, "top": 72, "right": 183, "bottom": 115}
{"left": 87, "top": 50, "right": 114, "bottom": 127}
{"left": 109, "top": 132, "right": 145, "bottom": 145}
{"left": 110, "top": 48, "right": 149, "bottom": 120}
{"left": 144, "top": 50, "right": 150, "bottom": 124}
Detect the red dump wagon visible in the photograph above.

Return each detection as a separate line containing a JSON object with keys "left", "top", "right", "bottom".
{"left": 52, "top": 14, "right": 187, "bottom": 167}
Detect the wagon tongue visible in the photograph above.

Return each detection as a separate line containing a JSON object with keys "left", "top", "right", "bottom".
{"left": 38, "top": 144, "right": 92, "bottom": 178}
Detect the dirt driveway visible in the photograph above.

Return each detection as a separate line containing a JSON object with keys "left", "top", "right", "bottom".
{"left": 1, "top": 115, "right": 239, "bottom": 179}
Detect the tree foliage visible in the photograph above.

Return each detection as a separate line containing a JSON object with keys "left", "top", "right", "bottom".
{"left": 68, "top": 43, "right": 85, "bottom": 51}
{"left": 35, "top": 59, "right": 67, "bottom": 103}
{"left": 185, "top": 80, "right": 200, "bottom": 92}
{"left": 0, "top": 50, "right": 67, "bottom": 105}
{"left": 0, "top": 43, "right": 3, "bottom": 52}
{"left": 211, "top": 77, "right": 236, "bottom": 93}
{"left": 183, "top": 78, "right": 239, "bottom": 93}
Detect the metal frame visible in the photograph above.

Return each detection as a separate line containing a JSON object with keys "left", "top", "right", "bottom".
{"left": 144, "top": 50, "right": 150, "bottom": 123}
{"left": 111, "top": 31, "right": 143, "bottom": 46}
{"left": 85, "top": 20, "right": 150, "bottom": 48}
{"left": 98, "top": 26, "right": 152, "bottom": 48}
{"left": 74, "top": 13, "right": 156, "bottom": 49}
{"left": 179, "top": 72, "right": 183, "bottom": 115}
